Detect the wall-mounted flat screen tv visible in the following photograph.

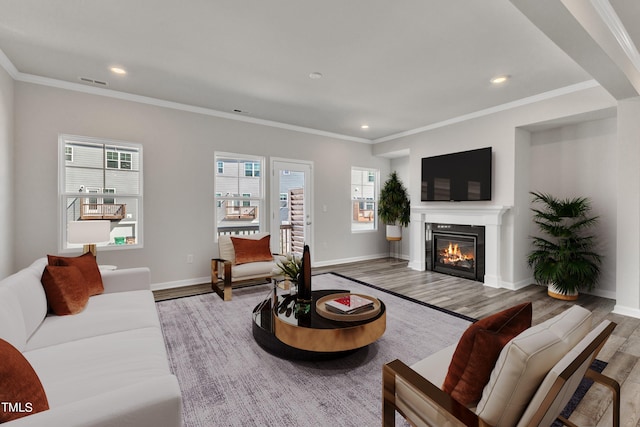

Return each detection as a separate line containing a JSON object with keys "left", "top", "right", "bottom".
{"left": 421, "top": 147, "right": 492, "bottom": 201}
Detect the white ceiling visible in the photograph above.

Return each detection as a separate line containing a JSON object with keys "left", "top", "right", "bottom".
{"left": 0, "top": 0, "right": 637, "bottom": 142}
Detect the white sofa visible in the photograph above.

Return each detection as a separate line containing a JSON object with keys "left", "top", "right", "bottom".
{"left": 0, "top": 258, "right": 182, "bottom": 427}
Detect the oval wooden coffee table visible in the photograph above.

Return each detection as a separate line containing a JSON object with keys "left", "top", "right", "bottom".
{"left": 252, "top": 289, "right": 386, "bottom": 360}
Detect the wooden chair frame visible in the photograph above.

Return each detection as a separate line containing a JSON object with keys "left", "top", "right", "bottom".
{"left": 210, "top": 258, "right": 272, "bottom": 301}
{"left": 382, "top": 321, "right": 620, "bottom": 427}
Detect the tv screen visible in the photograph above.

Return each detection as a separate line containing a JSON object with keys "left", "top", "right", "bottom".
{"left": 421, "top": 147, "right": 492, "bottom": 201}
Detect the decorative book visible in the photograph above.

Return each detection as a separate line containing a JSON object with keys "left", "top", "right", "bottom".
{"left": 325, "top": 294, "right": 375, "bottom": 315}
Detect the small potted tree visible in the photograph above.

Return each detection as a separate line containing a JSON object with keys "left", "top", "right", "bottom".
{"left": 527, "top": 191, "right": 602, "bottom": 300}
{"left": 378, "top": 171, "right": 411, "bottom": 241}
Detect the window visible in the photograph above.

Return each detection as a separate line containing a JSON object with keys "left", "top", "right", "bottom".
{"left": 280, "top": 192, "right": 289, "bottom": 209}
{"left": 120, "top": 153, "right": 132, "bottom": 170}
{"left": 214, "top": 153, "right": 264, "bottom": 237}
{"left": 59, "top": 135, "right": 143, "bottom": 251}
{"left": 244, "top": 162, "right": 260, "bottom": 177}
{"left": 106, "top": 150, "right": 132, "bottom": 170}
{"left": 103, "top": 188, "right": 115, "bottom": 204}
{"left": 351, "top": 167, "right": 378, "bottom": 232}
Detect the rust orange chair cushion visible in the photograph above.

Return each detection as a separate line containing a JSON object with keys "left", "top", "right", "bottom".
{"left": 0, "top": 338, "right": 49, "bottom": 422}
{"left": 230, "top": 235, "right": 273, "bottom": 265}
{"left": 41, "top": 265, "right": 90, "bottom": 315}
{"left": 47, "top": 252, "right": 104, "bottom": 296}
{"left": 442, "top": 302, "right": 532, "bottom": 405}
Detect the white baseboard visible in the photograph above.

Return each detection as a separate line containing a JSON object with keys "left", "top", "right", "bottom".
{"left": 152, "top": 276, "right": 209, "bottom": 291}
{"left": 150, "top": 254, "right": 392, "bottom": 291}
{"left": 389, "top": 252, "right": 410, "bottom": 261}
{"left": 501, "top": 277, "right": 535, "bottom": 291}
{"left": 312, "top": 253, "right": 390, "bottom": 268}
{"left": 612, "top": 304, "right": 640, "bottom": 319}
{"left": 582, "top": 288, "right": 616, "bottom": 300}
{"left": 150, "top": 253, "right": 391, "bottom": 290}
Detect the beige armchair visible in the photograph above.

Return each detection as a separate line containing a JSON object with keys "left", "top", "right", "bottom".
{"left": 383, "top": 305, "right": 620, "bottom": 427}
{"left": 211, "top": 232, "right": 281, "bottom": 301}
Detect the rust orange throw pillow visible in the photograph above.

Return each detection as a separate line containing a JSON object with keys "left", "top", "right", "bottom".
{"left": 230, "top": 235, "right": 273, "bottom": 265}
{"left": 0, "top": 339, "right": 49, "bottom": 422}
{"left": 41, "top": 266, "right": 90, "bottom": 315}
{"left": 442, "top": 302, "right": 532, "bottom": 406}
{"left": 47, "top": 252, "right": 104, "bottom": 296}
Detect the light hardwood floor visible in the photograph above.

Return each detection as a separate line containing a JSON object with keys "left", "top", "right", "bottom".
{"left": 154, "top": 258, "right": 640, "bottom": 426}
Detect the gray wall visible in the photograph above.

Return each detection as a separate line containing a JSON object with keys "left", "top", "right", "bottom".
{"left": 528, "top": 117, "right": 618, "bottom": 299}
{"left": 0, "top": 66, "right": 13, "bottom": 278}
{"left": 12, "top": 82, "right": 390, "bottom": 287}
{"left": 374, "top": 85, "right": 617, "bottom": 296}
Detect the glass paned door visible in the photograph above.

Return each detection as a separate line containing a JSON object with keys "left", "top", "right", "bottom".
{"left": 271, "top": 160, "right": 312, "bottom": 257}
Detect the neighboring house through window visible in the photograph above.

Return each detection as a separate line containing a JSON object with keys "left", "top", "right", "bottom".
{"left": 280, "top": 192, "right": 288, "bottom": 209}
{"left": 214, "top": 153, "right": 264, "bottom": 237}
{"left": 351, "top": 167, "right": 378, "bottom": 232}
{"left": 59, "top": 135, "right": 143, "bottom": 251}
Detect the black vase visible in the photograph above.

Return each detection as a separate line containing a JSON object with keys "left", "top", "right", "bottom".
{"left": 296, "top": 245, "right": 312, "bottom": 303}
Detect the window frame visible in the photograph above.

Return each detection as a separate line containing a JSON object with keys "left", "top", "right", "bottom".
{"left": 351, "top": 166, "right": 379, "bottom": 233}
{"left": 214, "top": 152, "right": 265, "bottom": 239}
{"left": 59, "top": 134, "right": 143, "bottom": 252}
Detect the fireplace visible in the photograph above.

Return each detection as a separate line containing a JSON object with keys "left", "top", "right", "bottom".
{"left": 410, "top": 206, "right": 509, "bottom": 288}
{"left": 426, "top": 223, "right": 485, "bottom": 282}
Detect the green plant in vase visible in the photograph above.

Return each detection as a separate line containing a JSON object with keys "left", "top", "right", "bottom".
{"left": 378, "top": 171, "right": 410, "bottom": 241}
{"left": 274, "top": 253, "right": 302, "bottom": 280}
{"left": 527, "top": 191, "right": 602, "bottom": 300}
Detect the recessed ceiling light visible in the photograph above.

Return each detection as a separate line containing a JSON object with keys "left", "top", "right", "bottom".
{"left": 110, "top": 67, "right": 127, "bottom": 75}
{"left": 490, "top": 75, "right": 510, "bottom": 84}
{"left": 361, "top": 124, "right": 369, "bottom": 129}
{"left": 309, "top": 72, "right": 323, "bottom": 79}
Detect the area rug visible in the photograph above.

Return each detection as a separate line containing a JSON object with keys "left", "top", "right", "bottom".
{"left": 156, "top": 273, "right": 472, "bottom": 427}
{"left": 157, "top": 273, "right": 601, "bottom": 426}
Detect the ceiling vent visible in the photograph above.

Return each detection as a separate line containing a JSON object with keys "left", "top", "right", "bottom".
{"left": 78, "top": 77, "right": 109, "bottom": 87}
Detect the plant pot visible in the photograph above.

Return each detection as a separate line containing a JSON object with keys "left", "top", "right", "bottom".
{"left": 386, "top": 225, "right": 402, "bottom": 241}
{"left": 547, "top": 283, "right": 578, "bottom": 301}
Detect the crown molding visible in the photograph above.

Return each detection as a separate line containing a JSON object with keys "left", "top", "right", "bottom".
{"left": 590, "top": 0, "right": 640, "bottom": 73}
{"left": 373, "top": 80, "right": 601, "bottom": 143}
{"left": 0, "top": 49, "right": 19, "bottom": 79}
{"left": 0, "top": 49, "right": 372, "bottom": 145}
{"left": 0, "top": 47, "right": 603, "bottom": 147}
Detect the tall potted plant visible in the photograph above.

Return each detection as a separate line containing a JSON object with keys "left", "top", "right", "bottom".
{"left": 378, "top": 171, "right": 411, "bottom": 241}
{"left": 527, "top": 191, "right": 602, "bottom": 300}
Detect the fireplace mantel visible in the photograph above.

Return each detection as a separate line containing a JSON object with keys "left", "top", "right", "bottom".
{"left": 408, "top": 205, "right": 511, "bottom": 288}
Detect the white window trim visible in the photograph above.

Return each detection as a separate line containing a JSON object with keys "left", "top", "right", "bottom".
{"left": 214, "top": 152, "right": 265, "bottom": 240}
{"left": 351, "top": 166, "right": 379, "bottom": 233}
{"left": 58, "top": 134, "right": 144, "bottom": 252}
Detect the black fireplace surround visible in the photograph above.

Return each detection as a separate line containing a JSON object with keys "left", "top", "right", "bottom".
{"left": 425, "top": 223, "right": 485, "bottom": 282}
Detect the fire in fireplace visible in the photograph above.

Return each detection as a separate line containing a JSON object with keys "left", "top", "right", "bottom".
{"left": 438, "top": 241, "right": 475, "bottom": 269}
{"left": 426, "top": 223, "right": 485, "bottom": 282}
